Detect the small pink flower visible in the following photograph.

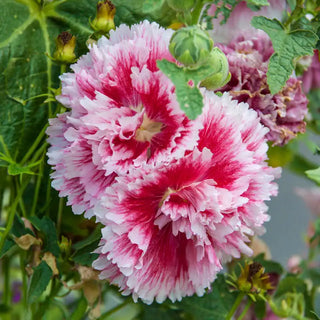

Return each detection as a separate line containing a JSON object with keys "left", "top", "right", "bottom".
{"left": 93, "top": 93, "right": 280, "bottom": 303}
{"left": 295, "top": 187, "right": 320, "bottom": 216}
{"left": 217, "top": 32, "right": 308, "bottom": 145}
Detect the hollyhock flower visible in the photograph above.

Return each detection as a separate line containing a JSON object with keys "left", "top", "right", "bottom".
{"left": 295, "top": 187, "right": 320, "bottom": 216}
{"left": 47, "top": 21, "right": 199, "bottom": 217}
{"left": 300, "top": 50, "right": 320, "bottom": 93}
{"left": 208, "top": 0, "right": 285, "bottom": 44}
{"left": 93, "top": 92, "right": 280, "bottom": 304}
{"left": 216, "top": 32, "right": 308, "bottom": 145}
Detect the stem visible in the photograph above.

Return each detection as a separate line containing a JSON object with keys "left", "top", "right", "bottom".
{"left": 57, "top": 197, "right": 64, "bottom": 237}
{"left": 30, "top": 152, "right": 45, "bottom": 216}
{"left": 284, "top": 0, "right": 304, "bottom": 28}
{"left": 2, "top": 257, "right": 10, "bottom": 304}
{"left": 15, "top": 177, "right": 27, "bottom": 218}
{"left": 20, "top": 251, "right": 28, "bottom": 309}
{"left": 20, "top": 124, "right": 48, "bottom": 165}
{"left": 191, "top": 0, "right": 206, "bottom": 25}
{"left": 98, "top": 299, "right": 133, "bottom": 320}
{"left": 226, "top": 292, "right": 245, "bottom": 320}
{"left": 0, "top": 177, "right": 30, "bottom": 252}
{"left": 237, "top": 298, "right": 252, "bottom": 320}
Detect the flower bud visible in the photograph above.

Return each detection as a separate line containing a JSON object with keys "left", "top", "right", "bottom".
{"left": 53, "top": 31, "right": 76, "bottom": 64}
{"left": 169, "top": 26, "right": 213, "bottom": 67}
{"left": 91, "top": 0, "right": 116, "bottom": 34}
{"left": 167, "top": 0, "right": 196, "bottom": 11}
{"left": 200, "top": 47, "right": 230, "bottom": 90}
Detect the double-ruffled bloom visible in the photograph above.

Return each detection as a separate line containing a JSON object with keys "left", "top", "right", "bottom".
{"left": 216, "top": 32, "right": 308, "bottom": 145}
{"left": 47, "top": 21, "right": 280, "bottom": 304}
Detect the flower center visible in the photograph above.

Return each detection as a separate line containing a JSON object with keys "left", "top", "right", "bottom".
{"left": 135, "top": 113, "right": 163, "bottom": 142}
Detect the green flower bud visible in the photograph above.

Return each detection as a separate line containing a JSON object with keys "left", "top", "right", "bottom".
{"left": 169, "top": 26, "right": 213, "bottom": 67}
{"left": 200, "top": 47, "right": 230, "bottom": 90}
{"left": 270, "top": 292, "right": 305, "bottom": 318}
{"left": 91, "top": 0, "right": 116, "bottom": 34}
{"left": 167, "top": 0, "right": 196, "bottom": 11}
{"left": 53, "top": 31, "right": 76, "bottom": 64}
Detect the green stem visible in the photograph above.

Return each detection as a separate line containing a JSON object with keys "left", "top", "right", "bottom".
{"left": 98, "top": 299, "right": 133, "bottom": 320}
{"left": 30, "top": 154, "right": 45, "bottom": 217}
{"left": 284, "top": 0, "right": 304, "bottom": 28}
{"left": 191, "top": 0, "right": 206, "bottom": 25}
{"left": 57, "top": 197, "right": 64, "bottom": 237}
{"left": 226, "top": 292, "right": 245, "bottom": 320}
{"left": 3, "top": 257, "right": 10, "bottom": 305}
{"left": 0, "top": 177, "right": 30, "bottom": 252}
{"left": 20, "top": 124, "right": 48, "bottom": 165}
{"left": 237, "top": 298, "right": 252, "bottom": 320}
{"left": 15, "top": 177, "right": 27, "bottom": 218}
{"left": 20, "top": 251, "right": 28, "bottom": 309}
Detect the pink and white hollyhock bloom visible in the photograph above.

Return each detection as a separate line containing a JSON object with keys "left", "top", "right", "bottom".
{"left": 216, "top": 32, "right": 308, "bottom": 145}
{"left": 47, "top": 21, "right": 199, "bottom": 217}
{"left": 93, "top": 92, "right": 280, "bottom": 304}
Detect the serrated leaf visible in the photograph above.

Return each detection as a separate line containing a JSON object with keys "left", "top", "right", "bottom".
{"left": 28, "top": 261, "right": 53, "bottom": 303}
{"left": 251, "top": 16, "right": 318, "bottom": 94}
{"left": 157, "top": 59, "right": 215, "bottom": 119}
{"left": 29, "top": 216, "right": 60, "bottom": 257}
{"left": 306, "top": 167, "right": 320, "bottom": 185}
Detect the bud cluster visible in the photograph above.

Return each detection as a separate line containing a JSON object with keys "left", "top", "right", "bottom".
{"left": 168, "top": 25, "right": 230, "bottom": 90}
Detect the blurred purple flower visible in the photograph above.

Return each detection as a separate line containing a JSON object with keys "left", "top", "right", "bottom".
{"left": 300, "top": 50, "right": 320, "bottom": 93}
{"left": 217, "top": 32, "right": 308, "bottom": 145}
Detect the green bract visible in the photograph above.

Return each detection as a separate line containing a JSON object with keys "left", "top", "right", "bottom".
{"left": 169, "top": 26, "right": 213, "bottom": 67}
{"left": 90, "top": 0, "right": 116, "bottom": 34}
{"left": 200, "top": 47, "right": 230, "bottom": 90}
{"left": 167, "top": 0, "right": 196, "bottom": 11}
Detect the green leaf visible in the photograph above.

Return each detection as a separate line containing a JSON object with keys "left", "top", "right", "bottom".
{"left": 71, "top": 225, "right": 101, "bottom": 266}
{"left": 7, "top": 161, "right": 40, "bottom": 175}
{"left": 306, "top": 167, "right": 320, "bottom": 185}
{"left": 71, "top": 239, "right": 99, "bottom": 266}
{"left": 73, "top": 226, "right": 102, "bottom": 250}
{"left": 0, "top": 239, "right": 16, "bottom": 259}
{"left": 274, "top": 275, "right": 307, "bottom": 298}
{"left": 157, "top": 59, "right": 214, "bottom": 119}
{"left": 112, "top": 0, "right": 176, "bottom": 27}
{"left": 28, "top": 261, "right": 53, "bottom": 303}
{"left": 254, "top": 299, "right": 266, "bottom": 320}
{"left": 245, "top": 0, "right": 269, "bottom": 7}
{"left": 177, "top": 274, "right": 237, "bottom": 320}
{"left": 0, "top": 0, "right": 95, "bottom": 163}
{"left": 251, "top": 16, "right": 318, "bottom": 94}
{"left": 253, "top": 253, "right": 284, "bottom": 275}
{"left": 142, "top": 0, "right": 165, "bottom": 13}
{"left": 29, "top": 216, "right": 60, "bottom": 257}
{"left": 211, "top": 0, "right": 239, "bottom": 25}
{"left": 138, "top": 304, "right": 182, "bottom": 320}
